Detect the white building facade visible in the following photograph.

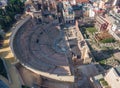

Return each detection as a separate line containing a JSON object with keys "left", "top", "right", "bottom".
{"left": 105, "top": 67, "right": 120, "bottom": 88}
{"left": 62, "top": 1, "right": 75, "bottom": 23}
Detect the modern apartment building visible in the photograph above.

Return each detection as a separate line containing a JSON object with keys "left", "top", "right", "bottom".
{"left": 62, "top": 1, "right": 75, "bottom": 23}
{"left": 95, "top": 16, "right": 109, "bottom": 31}
{"left": 105, "top": 66, "right": 120, "bottom": 88}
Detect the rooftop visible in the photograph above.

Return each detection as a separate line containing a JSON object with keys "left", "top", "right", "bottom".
{"left": 115, "top": 65, "right": 120, "bottom": 76}
{"left": 63, "top": 1, "right": 74, "bottom": 15}
{"left": 109, "top": 11, "right": 120, "bottom": 21}
{"left": 72, "top": 5, "right": 82, "bottom": 10}
{"left": 76, "top": 0, "right": 89, "bottom": 3}
{"left": 115, "top": 30, "right": 120, "bottom": 38}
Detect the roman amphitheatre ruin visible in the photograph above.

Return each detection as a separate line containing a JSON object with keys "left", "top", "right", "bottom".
{"left": 10, "top": 15, "right": 92, "bottom": 83}
{"left": 10, "top": 16, "right": 75, "bottom": 82}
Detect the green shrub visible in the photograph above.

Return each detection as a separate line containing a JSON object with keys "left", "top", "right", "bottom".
{"left": 22, "top": 85, "right": 30, "bottom": 88}
{"left": 99, "top": 78, "right": 108, "bottom": 86}
{"left": 86, "top": 27, "right": 97, "bottom": 34}
{"left": 100, "top": 38, "right": 115, "bottom": 43}
{"left": 99, "top": 60, "right": 106, "bottom": 65}
{"left": 0, "top": 0, "right": 24, "bottom": 32}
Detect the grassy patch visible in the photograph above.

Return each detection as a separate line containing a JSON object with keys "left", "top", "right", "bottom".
{"left": 100, "top": 38, "right": 115, "bottom": 43}
{"left": 86, "top": 27, "right": 97, "bottom": 34}
{"left": 99, "top": 78, "right": 108, "bottom": 86}
{"left": 99, "top": 60, "right": 106, "bottom": 65}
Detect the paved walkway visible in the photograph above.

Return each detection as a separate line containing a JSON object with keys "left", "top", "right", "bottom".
{"left": 6, "top": 60, "right": 21, "bottom": 88}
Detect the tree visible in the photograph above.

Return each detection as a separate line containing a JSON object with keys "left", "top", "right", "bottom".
{"left": 22, "top": 85, "right": 30, "bottom": 88}
{"left": 0, "top": 0, "right": 24, "bottom": 32}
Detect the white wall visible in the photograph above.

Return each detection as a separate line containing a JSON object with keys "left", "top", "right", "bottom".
{"left": 89, "top": 8, "right": 95, "bottom": 17}
{"left": 105, "top": 68, "right": 120, "bottom": 88}
{"left": 113, "top": 0, "right": 118, "bottom": 6}
{"left": 112, "top": 24, "right": 117, "bottom": 31}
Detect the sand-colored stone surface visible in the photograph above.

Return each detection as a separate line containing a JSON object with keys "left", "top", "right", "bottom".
{"left": 0, "top": 32, "right": 15, "bottom": 62}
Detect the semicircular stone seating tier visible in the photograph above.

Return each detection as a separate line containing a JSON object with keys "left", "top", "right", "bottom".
{"left": 13, "top": 20, "right": 69, "bottom": 73}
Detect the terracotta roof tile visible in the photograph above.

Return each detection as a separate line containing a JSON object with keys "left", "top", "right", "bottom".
{"left": 76, "top": 0, "right": 89, "bottom": 3}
